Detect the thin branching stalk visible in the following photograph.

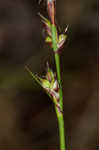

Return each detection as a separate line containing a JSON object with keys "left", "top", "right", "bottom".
{"left": 51, "top": 21, "right": 66, "bottom": 150}
{"left": 50, "top": 1, "right": 66, "bottom": 150}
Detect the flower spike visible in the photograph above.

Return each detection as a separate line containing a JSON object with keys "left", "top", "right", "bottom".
{"left": 39, "top": 12, "right": 68, "bottom": 53}
{"left": 47, "top": 0, "right": 55, "bottom": 24}
{"left": 26, "top": 63, "right": 62, "bottom": 113}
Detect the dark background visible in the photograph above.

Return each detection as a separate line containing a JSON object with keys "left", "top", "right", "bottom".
{"left": 0, "top": 0, "right": 99, "bottom": 150}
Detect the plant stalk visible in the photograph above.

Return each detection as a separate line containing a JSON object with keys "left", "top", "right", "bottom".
{"left": 54, "top": 53, "right": 63, "bottom": 110}
{"left": 52, "top": 24, "right": 66, "bottom": 150}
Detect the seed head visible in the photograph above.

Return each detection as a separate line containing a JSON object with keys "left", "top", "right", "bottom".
{"left": 47, "top": 0, "right": 55, "bottom": 24}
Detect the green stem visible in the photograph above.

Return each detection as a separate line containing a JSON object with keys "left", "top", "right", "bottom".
{"left": 51, "top": 24, "right": 66, "bottom": 150}
{"left": 55, "top": 53, "right": 63, "bottom": 110}
{"left": 58, "top": 114, "right": 66, "bottom": 150}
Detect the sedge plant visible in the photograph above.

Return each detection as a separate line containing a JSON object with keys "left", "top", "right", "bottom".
{"left": 26, "top": 0, "right": 68, "bottom": 150}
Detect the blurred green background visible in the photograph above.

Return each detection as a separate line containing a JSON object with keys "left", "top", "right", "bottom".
{"left": 0, "top": 0, "right": 99, "bottom": 150}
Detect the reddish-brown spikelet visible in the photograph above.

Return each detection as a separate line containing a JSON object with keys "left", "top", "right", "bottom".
{"left": 47, "top": 0, "right": 55, "bottom": 24}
